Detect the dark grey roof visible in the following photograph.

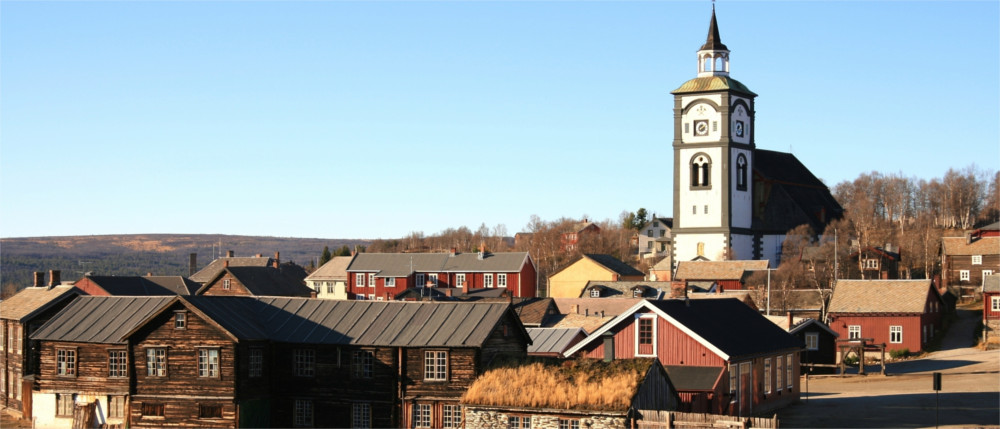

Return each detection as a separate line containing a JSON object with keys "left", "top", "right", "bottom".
{"left": 190, "top": 257, "right": 307, "bottom": 284}
{"left": 752, "top": 150, "right": 843, "bottom": 234}
{"left": 664, "top": 365, "right": 723, "bottom": 391}
{"left": 584, "top": 254, "right": 644, "bottom": 277}
{"left": 32, "top": 296, "right": 176, "bottom": 343}
{"left": 453, "top": 288, "right": 508, "bottom": 299}
{"left": 700, "top": 6, "right": 728, "bottom": 51}
{"left": 393, "top": 287, "right": 453, "bottom": 301}
{"left": 347, "top": 252, "right": 529, "bottom": 277}
{"left": 647, "top": 300, "right": 802, "bottom": 359}
{"left": 985, "top": 275, "right": 1000, "bottom": 293}
{"left": 527, "top": 328, "right": 585, "bottom": 355}
{"left": 83, "top": 276, "right": 200, "bottom": 296}
{"left": 581, "top": 281, "right": 669, "bottom": 298}
{"left": 203, "top": 266, "right": 313, "bottom": 297}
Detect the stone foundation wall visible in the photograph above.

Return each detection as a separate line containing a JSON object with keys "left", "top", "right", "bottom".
{"left": 464, "top": 407, "right": 627, "bottom": 429}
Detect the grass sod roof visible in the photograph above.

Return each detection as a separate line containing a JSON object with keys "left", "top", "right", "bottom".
{"left": 462, "top": 358, "right": 657, "bottom": 412}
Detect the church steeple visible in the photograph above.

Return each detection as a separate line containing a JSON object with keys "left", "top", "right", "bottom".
{"left": 697, "top": 5, "right": 730, "bottom": 77}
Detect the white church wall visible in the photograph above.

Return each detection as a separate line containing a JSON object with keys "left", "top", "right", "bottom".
{"left": 730, "top": 147, "right": 753, "bottom": 229}
{"left": 673, "top": 233, "right": 728, "bottom": 263}
{"left": 678, "top": 146, "right": 723, "bottom": 229}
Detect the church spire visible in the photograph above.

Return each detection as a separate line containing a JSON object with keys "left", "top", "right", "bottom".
{"left": 697, "top": 4, "right": 730, "bottom": 77}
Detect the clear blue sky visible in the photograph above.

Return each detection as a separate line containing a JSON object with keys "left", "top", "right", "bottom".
{"left": 2, "top": 1, "right": 997, "bottom": 240}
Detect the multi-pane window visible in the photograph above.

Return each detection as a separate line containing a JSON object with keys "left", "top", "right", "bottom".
{"left": 805, "top": 333, "right": 819, "bottom": 351}
{"left": 57, "top": 348, "right": 76, "bottom": 376}
{"left": 508, "top": 415, "right": 531, "bottom": 429}
{"left": 590, "top": 288, "right": 600, "bottom": 298}
{"left": 863, "top": 259, "right": 879, "bottom": 269}
{"left": 294, "top": 349, "right": 315, "bottom": 377}
{"left": 352, "top": 403, "right": 371, "bottom": 428}
{"left": 992, "top": 296, "right": 1000, "bottom": 312}
{"left": 142, "top": 402, "right": 165, "bottom": 417}
{"left": 890, "top": 326, "right": 903, "bottom": 343}
{"left": 199, "top": 349, "right": 220, "bottom": 377}
{"left": 972, "top": 255, "right": 983, "bottom": 265}
{"left": 199, "top": 404, "right": 223, "bottom": 418}
{"left": 353, "top": 350, "right": 374, "bottom": 378}
{"left": 326, "top": 283, "right": 335, "bottom": 294}
{"left": 146, "top": 348, "right": 167, "bottom": 376}
{"left": 442, "top": 405, "right": 462, "bottom": 428}
{"left": 456, "top": 274, "right": 465, "bottom": 288}
{"left": 484, "top": 274, "right": 494, "bottom": 288}
{"left": 786, "top": 354, "right": 794, "bottom": 389}
{"left": 638, "top": 318, "right": 653, "bottom": 345}
{"left": 368, "top": 273, "right": 375, "bottom": 287}
{"left": 249, "top": 348, "right": 263, "bottom": 377}
{"left": 776, "top": 356, "right": 783, "bottom": 391}
{"left": 414, "top": 404, "right": 431, "bottom": 428}
{"left": 558, "top": 419, "right": 580, "bottom": 429}
{"left": 294, "top": 399, "right": 313, "bottom": 427}
{"left": 984, "top": 270, "right": 994, "bottom": 279}
{"left": 415, "top": 274, "right": 425, "bottom": 287}
{"left": 174, "top": 312, "right": 187, "bottom": 329}
{"left": 223, "top": 279, "right": 231, "bottom": 290}
{"left": 425, "top": 351, "right": 448, "bottom": 381}
{"left": 848, "top": 325, "right": 861, "bottom": 340}
{"left": 960, "top": 270, "right": 970, "bottom": 281}
{"left": 107, "top": 396, "right": 125, "bottom": 419}
{"left": 764, "top": 358, "right": 771, "bottom": 393}
{"left": 498, "top": 274, "right": 507, "bottom": 288}
{"left": 357, "top": 273, "right": 366, "bottom": 287}
{"left": 385, "top": 277, "right": 395, "bottom": 287}
{"left": 427, "top": 273, "right": 438, "bottom": 287}
{"left": 356, "top": 294, "right": 366, "bottom": 300}
{"left": 108, "top": 350, "right": 128, "bottom": 377}
{"left": 57, "top": 393, "right": 76, "bottom": 416}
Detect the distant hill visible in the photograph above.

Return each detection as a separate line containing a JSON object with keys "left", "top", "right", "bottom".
{"left": 0, "top": 234, "right": 370, "bottom": 289}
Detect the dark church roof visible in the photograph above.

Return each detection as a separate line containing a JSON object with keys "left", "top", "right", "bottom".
{"left": 752, "top": 149, "right": 843, "bottom": 234}
{"left": 700, "top": 6, "right": 728, "bottom": 51}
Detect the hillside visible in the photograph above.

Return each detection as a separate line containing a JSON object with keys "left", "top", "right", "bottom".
{"left": 0, "top": 234, "right": 370, "bottom": 289}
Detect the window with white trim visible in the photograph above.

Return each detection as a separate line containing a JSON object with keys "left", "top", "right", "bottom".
{"left": 960, "top": 270, "right": 970, "bottom": 281}
{"left": 456, "top": 274, "right": 465, "bottom": 288}
{"left": 357, "top": 273, "right": 365, "bottom": 287}
{"left": 385, "top": 277, "right": 395, "bottom": 287}
{"left": 590, "top": 288, "right": 600, "bottom": 298}
{"left": 484, "top": 274, "right": 494, "bottom": 288}
{"left": 776, "top": 355, "right": 783, "bottom": 391}
{"left": 57, "top": 348, "right": 76, "bottom": 376}
{"left": 890, "top": 326, "right": 903, "bottom": 343}
{"left": 848, "top": 325, "right": 861, "bottom": 340}
{"left": 424, "top": 351, "right": 448, "bottom": 381}
{"left": 427, "top": 273, "right": 438, "bottom": 287}
{"left": 805, "top": 333, "right": 818, "bottom": 350}
{"left": 107, "top": 395, "right": 125, "bottom": 419}
{"left": 108, "top": 350, "right": 128, "bottom": 378}
{"left": 414, "top": 404, "right": 432, "bottom": 428}
{"left": 174, "top": 312, "right": 187, "bottom": 329}
{"left": 863, "top": 259, "right": 879, "bottom": 269}
{"left": 57, "top": 393, "right": 76, "bottom": 416}
{"left": 786, "top": 354, "right": 793, "bottom": 388}
{"left": 764, "top": 358, "right": 771, "bottom": 393}
{"left": 352, "top": 402, "right": 371, "bottom": 428}
{"left": 992, "top": 296, "right": 1000, "bottom": 312}
{"left": 508, "top": 415, "right": 531, "bottom": 429}
{"left": 973, "top": 255, "right": 983, "bottom": 265}
{"left": 498, "top": 273, "right": 507, "bottom": 288}
{"left": 442, "top": 405, "right": 462, "bottom": 428}
{"left": 416, "top": 273, "right": 425, "bottom": 287}
{"left": 368, "top": 294, "right": 375, "bottom": 300}
{"left": 294, "top": 399, "right": 313, "bottom": 427}
{"left": 326, "top": 282, "right": 335, "bottom": 294}
{"left": 146, "top": 348, "right": 167, "bottom": 376}
{"left": 294, "top": 349, "right": 315, "bottom": 377}
{"left": 199, "top": 348, "right": 220, "bottom": 377}
{"left": 558, "top": 419, "right": 580, "bottom": 429}
{"left": 368, "top": 273, "right": 375, "bottom": 287}
{"left": 223, "top": 279, "right": 231, "bottom": 290}
{"left": 984, "top": 270, "right": 994, "bottom": 279}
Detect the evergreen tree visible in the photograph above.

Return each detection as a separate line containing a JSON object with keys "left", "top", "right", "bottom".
{"left": 319, "top": 246, "right": 332, "bottom": 266}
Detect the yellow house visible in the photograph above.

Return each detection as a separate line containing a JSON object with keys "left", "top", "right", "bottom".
{"left": 547, "top": 254, "right": 645, "bottom": 298}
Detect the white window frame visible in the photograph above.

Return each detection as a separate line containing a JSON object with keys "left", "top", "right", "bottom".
{"left": 385, "top": 277, "right": 395, "bottom": 287}
{"left": 634, "top": 314, "right": 657, "bottom": 357}
{"left": 776, "top": 355, "right": 783, "bottom": 391}
{"left": 984, "top": 270, "right": 994, "bottom": 279}
{"left": 326, "top": 282, "right": 335, "bottom": 294}
{"left": 484, "top": 274, "right": 494, "bottom": 288}
{"left": 198, "top": 348, "right": 220, "bottom": 378}
{"left": 352, "top": 402, "right": 371, "bottom": 429}
{"left": 368, "top": 273, "right": 375, "bottom": 287}
{"left": 146, "top": 348, "right": 167, "bottom": 376}
{"left": 590, "top": 288, "right": 600, "bottom": 298}
{"left": 805, "top": 332, "right": 819, "bottom": 351}
{"left": 890, "top": 326, "right": 903, "bottom": 344}
{"left": 57, "top": 348, "right": 77, "bottom": 377}
{"left": 367, "top": 294, "right": 375, "bottom": 300}
{"left": 973, "top": 255, "right": 983, "bottom": 265}
{"left": 764, "top": 358, "right": 771, "bottom": 394}
{"left": 356, "top": 273, "right": 365, "bottom": 287}
{"left": 294, "top": 349, "right": 315, "bottom": 377}
{"left": 424, "top": 350, "right": 448, "bottom": 381}
{"left": 427, "top": 273, "right": 438, "bottom": 287}
{"left": 558, "top": 418, "right": 580, "bottom": 429}
{"left": 848, "top": 325, "right": 861, "bottom": 340}
{"left": 414, "top": 403, "right": 432, "bottom": 428}
{"left": 174, "top": 312, "right": 187, "bottom": 329}
{"left": 442, "top": 405, "right": 462, "bottom": 428}
{"left": 455, "top": 274, "right": 465, "bottom": 288}
{"left": 498, "top": 273, "right": 507, "bottom": 288}
{"left": 786, "top": 354, "right": 794, "bottom": 389}
{"left": 56, "top": 393, "right": 76, "bottom": 417}
{"left": 992, "top": 296, "right": 1000, "bottom": 312}
{"left": 960, "top": 270, "right": 970, "bottom": 281}
{"left": 223, "top": 279, "right": 231, "bottom": 290}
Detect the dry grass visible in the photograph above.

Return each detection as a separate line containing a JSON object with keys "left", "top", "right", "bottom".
{"left": 462, "top": 358, "right": 653, "bottom": 411}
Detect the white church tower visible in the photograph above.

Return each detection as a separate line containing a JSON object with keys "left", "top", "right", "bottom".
{"left": 671, "top": 6, "right": 758, "bottom": 264}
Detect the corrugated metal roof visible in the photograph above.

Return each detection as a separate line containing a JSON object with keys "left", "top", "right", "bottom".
{"left": 32, "top": 296, "right": 176, "bottom": 344}
{"left": 0, "top": 286, "right": 78, "bottom": 322}
{"left": 527, "top": 328, "right": 584, "bottom": 355}
{"left": 828, "top": 280, "right": 936, "bottom": 314}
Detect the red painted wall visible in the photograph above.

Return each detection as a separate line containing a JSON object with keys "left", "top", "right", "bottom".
{"left": 72, "top": 278, "right": 110, "bottom": 296}
{"left": 985, "top": 292, "right": 1000, "bottom": 320}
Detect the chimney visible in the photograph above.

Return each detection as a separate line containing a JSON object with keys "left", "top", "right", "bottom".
{"left": 224, "top": 260, "right": 230, "bottom": 268}
{"left": 256, "top": 253, "right": 263, "bottom": 258}
{"left": 450, "top": 247, "right": 457, "bottom": 256}
{"left": 274, "top": 251, "right": 280, "bottom": 265}
{"left": 273, "top": 260, "right": 280, "bottom": 269}
{"left": 33, "top": 272, "right": 44, "bottom": 287}
{"left": 787, "top": 311, "right": 794, "bottom": 330}
{"left": 602, "top": 333, "right": 615, "bottom": 362}
{"left": 189, "top": 253, "right": 197, "bottom": 277}
{"left": 227, "top": 250, "right": 234, "bottom": 258}
{"left": 478, "top": 241, "right": 485, "bottom": 260}
{"left": 670, "top": 280, "right": 687, "bottom": 299}
{"left": 146, "top": 272, "right": 153, "bottom": 277}
{"left": 966, "top": 232, "right": 973, "bottom": 245}
{"left": 48, "top": 270, "right": 61, "bottom": 288}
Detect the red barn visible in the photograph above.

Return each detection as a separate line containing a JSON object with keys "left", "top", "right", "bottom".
{"left": 827, "top": 280, "right": 943, "bottom": 353}
{"left": 674, "top": 260, "right": 770, "bottom": 292}
{"left": 346, "top": 251, "right": 537, "bottom": 300}
{"left": 563, "top": 299, "right": 803, "bottom": 417}
{"left": 983, "top": 275, "right": 1000, "bottom": 347}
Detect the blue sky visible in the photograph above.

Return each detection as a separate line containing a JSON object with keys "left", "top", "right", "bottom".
{"left": 2, "top": 1, "right": 997, "bottom": 240}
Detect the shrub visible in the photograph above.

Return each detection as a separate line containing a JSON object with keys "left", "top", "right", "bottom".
{"left": 842, "top": 355, "right": 859, "bottom": 366}
{"left": 889, "top": 348, "right": 910, "bottom": 359}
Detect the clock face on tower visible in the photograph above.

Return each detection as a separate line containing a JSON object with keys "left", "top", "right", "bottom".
{"left": 694, "top": 120, "right": 709, "bottom": 136}
{"left": 734, "top": 120, "right": 745, "bottom": 138}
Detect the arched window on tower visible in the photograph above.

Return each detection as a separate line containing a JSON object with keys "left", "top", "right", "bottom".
{"left": 691, "top": 155, "right": 711, "bottom": 189}
{"left": 715, "top": 56, "right": 725, "bottom": 73}
{"left": 736, "top": 154, "right": 748, "bottom": 191}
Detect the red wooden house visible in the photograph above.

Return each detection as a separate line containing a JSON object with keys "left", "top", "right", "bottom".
{"left": 982, "top": 275, "right": 1000, "bottom": 347}
{"left": 561, "top": 219, "right": 601, "bottom": 252}
{"left": 673, "top": 260, "right": 770, "bottom": 292}
{"left": 849, "top": 245, "right": 901, "bottom": 280}
{"left": 827, "top": 280, "right": 943, "bottom": 353}
{"left": 563, "top": 299, "right": 803, "bottom": 417}
{"left": 942, "top": 224, "right": 1000, "bottom": 301}
{"left": 346, "top": 251, "right": 537, "bottom": 300}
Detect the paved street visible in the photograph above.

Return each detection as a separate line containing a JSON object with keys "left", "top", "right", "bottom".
{"left": 778, "top": 309, "right": 1000, "bottom": 428}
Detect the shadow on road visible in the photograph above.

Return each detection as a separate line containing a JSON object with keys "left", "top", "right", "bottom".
{"left": 886, "top": 359, "right": 980, "bottom": 375}
{"left": 780, "top": 391, "right": 1000, "bottom": 428}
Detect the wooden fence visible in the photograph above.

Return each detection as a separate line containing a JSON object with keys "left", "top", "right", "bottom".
{"left": 636, "top": 410, "right": 778, "bottom": 429}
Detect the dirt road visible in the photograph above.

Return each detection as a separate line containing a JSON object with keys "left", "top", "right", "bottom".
{"left": 778, "top": 309, "right": 1000, "bottom": 428}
